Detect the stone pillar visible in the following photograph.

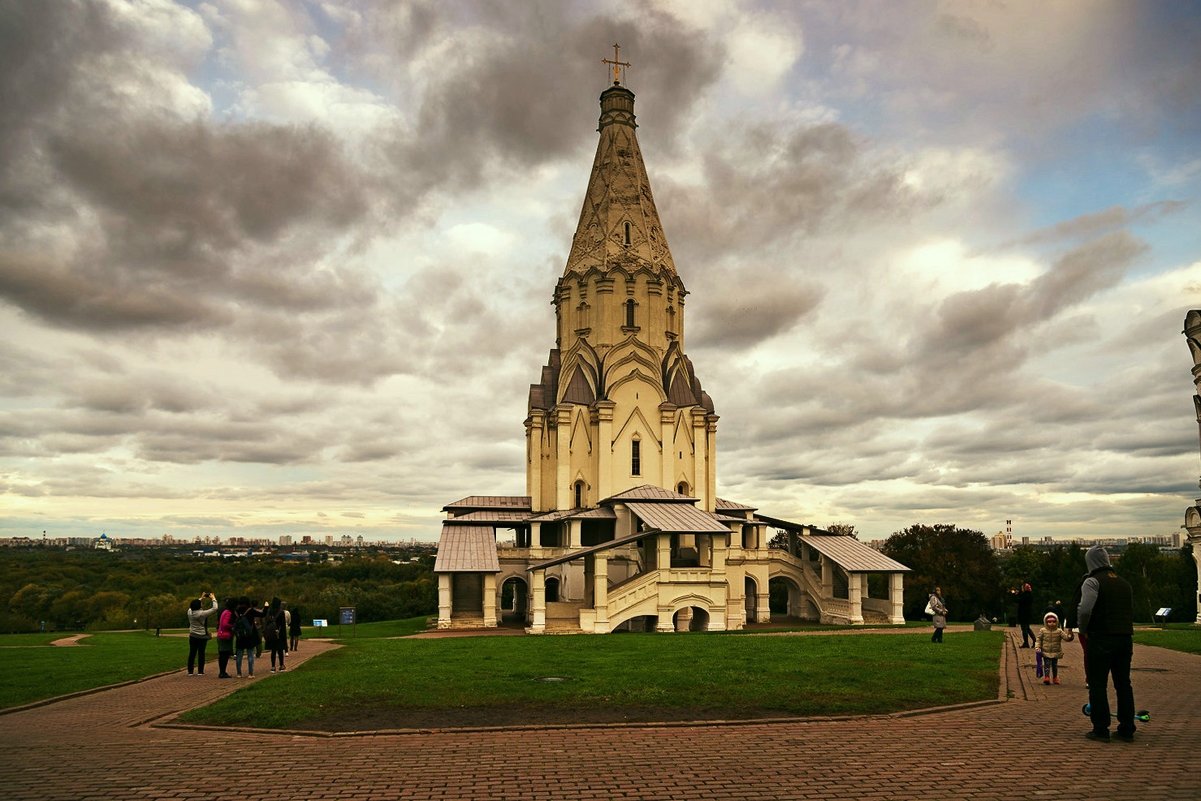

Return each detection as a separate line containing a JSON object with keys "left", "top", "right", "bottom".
{"left": 526, "top": 411, "right": 545, "bottom": 511}
{"left": 889, "top": 572, "right": 906, "bottom": 624}
{"left": 1186, "top": 505, "right": 1201, "bottom": 624}
{"left": 556, "top": 405, "right": 572, "bottom": 511}
{"left": 712, "top": 531, "right": 727, "bottom": 576}
{"left": 660, "top": 404, "right": 675, "bottom": 489}
{"left": 593, "top": 553, "right": 609, "bottom": 633}
{"left": 1183, "top": 310, "right": 1201, "bottom": 623}
{"left": 657, "top": 532, "right": 671, "bottom": 573}
{"left": 530, "top": 569, "right": 546, "bottom": 633}
{"left": 483, "top": 573, "right": 497, "bottom": 627}
{"left": 437, "top": 573, "right": 452, "bottom": 629}
{"left": 596, "top": 400, "right": 615, "bottom": 502}
{"left": 528, "top": 522, "right": 543, "bottom": 557}
{"left": 568, "top": 519, "right": 583, "bottom": 549}
{"left": 701, "top": 417, "right": 710, "bottom": 511}
{"left": 821, "top": 556, "right": 833, "bottom": 599}
{"left": 692, "top": 409, "right": 708, "bottom": 510}
{"left": 675, "top": 606, "right": 692, "bottom": 632}
{"left": 656, "top": 605, "right": 675, "bottom": 632}
{"left": 848, "top": 572, "right": 863, "bottom": 625}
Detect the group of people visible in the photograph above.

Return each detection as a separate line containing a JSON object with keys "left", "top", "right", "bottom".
{"left": 927, "top": 544, "right": 1138, "bottom": 742}
{"left": 185, "top": 593, "right": 302, "bottom": 678}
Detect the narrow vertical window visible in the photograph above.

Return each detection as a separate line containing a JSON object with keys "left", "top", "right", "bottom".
{"left": 631, "top": 439, "right": 641, "bottom": 476}
{"left": 574, "top": 481, "right": 584, "bottom": 509}
{"left": 677, "top": 482, "right": 688, "bottom": 496}
{"left": 624, "top": 221, "right": 631, "bottom": 246}
{"left": 625, "top": 299, "right": 635, "bottom": 327}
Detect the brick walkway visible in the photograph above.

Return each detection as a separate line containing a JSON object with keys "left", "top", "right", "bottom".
{"left": 0, "top": 630, "right": 1197, "bottom": 801}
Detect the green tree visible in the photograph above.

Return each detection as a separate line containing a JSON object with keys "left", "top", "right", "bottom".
{"left": 881, "top": 524, "right": 1003, "bottom": 622}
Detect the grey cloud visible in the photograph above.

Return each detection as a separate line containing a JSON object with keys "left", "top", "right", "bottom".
{"left": 994, "top": 201, "right": 1187, "bottom": 250}
{"left": 690, "top": 272, "right": 824, "bottom": 350}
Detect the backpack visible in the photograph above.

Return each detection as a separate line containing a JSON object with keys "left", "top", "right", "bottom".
{"left": 235, "top": 612, "right": 253, "bottom": 640}
{"left": 263, "top": 612, "right": 278, "bottom": 640}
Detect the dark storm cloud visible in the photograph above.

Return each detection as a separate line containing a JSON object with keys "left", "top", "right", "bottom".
{"left": 663, "top": 122, "right": 915, "bottom": 266}
{"left": 920, "top": 232, "right": 1145, "bottom": 358}
{"left": 374, "top": 3, "right": 723, "bottom": 198}
{"left": 690, "top": 271, "right": 824, "bottom": 350}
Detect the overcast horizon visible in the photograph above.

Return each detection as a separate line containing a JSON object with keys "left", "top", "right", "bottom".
{"left": 2, "top": 1, "right": 1199, "bottom": 545}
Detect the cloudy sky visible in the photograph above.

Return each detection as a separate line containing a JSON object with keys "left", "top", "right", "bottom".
{"left": 1, "top": 0, "right": 1199, "bottom": 544}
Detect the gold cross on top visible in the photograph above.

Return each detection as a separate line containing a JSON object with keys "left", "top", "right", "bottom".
{"left": 602, "top": 43, "right": 631, "bottom": 85}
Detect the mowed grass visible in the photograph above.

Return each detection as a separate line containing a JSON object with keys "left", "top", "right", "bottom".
{"left": 181, "top": 629, "right": 1005, "bottom": 730}
{"left": 0, "top": 630, "right": 184, "bottom": 708}
{"left": 1134, "top": 625, "right": 1201, "bottom": 655}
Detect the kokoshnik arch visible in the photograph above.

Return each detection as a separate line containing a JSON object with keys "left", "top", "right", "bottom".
{"left": 433, "top": 53, "right": 911, "bottom": 633}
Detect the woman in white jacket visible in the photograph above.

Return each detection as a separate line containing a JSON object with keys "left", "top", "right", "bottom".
{"left": 186, "top": 593, "right": 218, "bottom": 675}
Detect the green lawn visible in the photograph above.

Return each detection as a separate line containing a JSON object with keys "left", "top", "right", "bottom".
{"left": 1133, "top": 625, "right": 1201, "bottom": 655}
{"left": 181, "top": 628, "right": 1005, "bottom": 731}
{"left": 0, "top": 630, "right": 184, "bottom": 709}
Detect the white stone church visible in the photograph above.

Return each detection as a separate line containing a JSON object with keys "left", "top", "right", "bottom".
{"left": 434, "top": 66, "right": 909, "bottom": 633}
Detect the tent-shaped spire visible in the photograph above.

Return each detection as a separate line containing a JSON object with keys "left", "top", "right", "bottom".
{"left": 563, "top": 84, "right": 678, "bottom": 279}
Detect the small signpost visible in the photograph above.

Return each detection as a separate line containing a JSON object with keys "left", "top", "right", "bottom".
{"left": 1154, "top": 607, "right": 1172, "bottom": 627}
{"left": 312, "top": 619, "right": 328, "bottom": 629}
{"left": 339, "top": 606, "right": 356, "bottom": 637}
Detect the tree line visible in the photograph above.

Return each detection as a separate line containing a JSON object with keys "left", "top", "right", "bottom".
{"left": 0, "top": 549, "right": 437, "bottom": 633}
{"left": 879, "top": 523, "right": 1197, "bottom": 624}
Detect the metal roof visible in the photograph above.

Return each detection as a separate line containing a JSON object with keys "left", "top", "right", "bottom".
{"left": 433, "top": 525, "right": 501, "bottom": 573}
{"left": 443, "top": 510, "right": 532, "bottom": 524}
{"left": 603, "top": 485, "right": 695, "bottom": 503}
{"left": 527, "top": 507, "right": 618, "bottom": 523}
{"left": 801, "top": 535, "right": 911, "bottom": 573}
{"left": 625, "top": 502, "right": 730, "bottom": 534}
{"left": 441, "top": 495, "right": 531, "bottom": 512}
{"left": 715, "top": 497, "right": 757, "bottom": 512}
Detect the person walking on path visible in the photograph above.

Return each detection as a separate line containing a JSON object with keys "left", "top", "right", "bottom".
{"left": 289, "top": 606, "right": 301, "bottom": 652}
{"left": 185, "top": 592, "right": 218, "bottom": 675}
{"left": 233, "top": 596, "right": 262, "bottom": 678}
{"left": 264, "top": 597, "right": 287, "bottom": 672}
{"left": 1017, "top": 583, "right": 1036, "bottom": 647}
{"left": 1036, "top": 612, "right": 1073, "bottom": 685}
{"left": 215, "top": 597, "right": 236, "bottom": 679}
{"left": 928, "top": 587, "right": 948, "bottom": 643}
{"left": 1078, "top": 545, "right": 1137, "bottom": 742}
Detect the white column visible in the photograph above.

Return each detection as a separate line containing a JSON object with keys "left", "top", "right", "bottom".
{"left": 889, "top": 572, "right": 906, "bottom": 624}
{"left": 437, "top": 573, "right": 452, "bottom": 629}
{"left": 593, "top": 553, "right": 609, "bottom": 633}
{"left": 530, "top": 569, "right": 546, "bottom": 633}
{"left": 692, "top": 409, "right": 708, "bottom": 510}
{"left": 848, "top": 572, "right": 863, "bottom": 625}
{"left": 660, "top": 405, "right": 675, "bottom": 490}
{"left": 483, "top": 573, "right": 497, "bottom": 628}
{"left": 568, "top": 519, "right": 583, "bottom": 549}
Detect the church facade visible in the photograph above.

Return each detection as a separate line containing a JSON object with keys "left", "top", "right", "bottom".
{"left": 433, "top": 71, "right": 909, "bottom": 633}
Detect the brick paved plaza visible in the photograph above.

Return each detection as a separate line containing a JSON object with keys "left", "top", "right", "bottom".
{"left": 1, "top": 630, "right": 1197, "bottom": 801}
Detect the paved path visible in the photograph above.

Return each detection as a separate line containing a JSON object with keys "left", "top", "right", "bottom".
{"left": 0, "top": 630, "right": 1197, "bottom": 800}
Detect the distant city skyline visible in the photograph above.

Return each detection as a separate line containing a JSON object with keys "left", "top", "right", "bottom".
{"left": 1, "top": 1, "right": 1199, "bottom": 544}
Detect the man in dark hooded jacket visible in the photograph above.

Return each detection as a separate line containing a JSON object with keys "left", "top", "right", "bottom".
{"left": 1077, "top": 545, "right": 1136, "bottom": 742}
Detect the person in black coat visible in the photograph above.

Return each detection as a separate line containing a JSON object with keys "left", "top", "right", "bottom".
{"left": 1017, "top": 583, "right": 1035, "bottom": 647}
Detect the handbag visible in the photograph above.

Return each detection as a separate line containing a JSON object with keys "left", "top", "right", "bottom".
{"left": 924, "top": 600, "right": 935, "bottom": 616}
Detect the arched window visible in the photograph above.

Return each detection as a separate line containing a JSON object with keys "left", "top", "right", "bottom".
{"left": 631, "top": 439, "right": 641, "bottom": 476}
{"left": 625, "top": 299, "right": 635, "bottom": 328}
{"left": 677, "top": 481, "right": 688, "bottom": 496}
{"left": 545, "top": 576, "right": 560, "bottom": 603}
{"left": 574, "top": 480, "right": 585, "bottom": 509}
{"left": 624, "top": 221, "right": 631, "bottom": 246}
